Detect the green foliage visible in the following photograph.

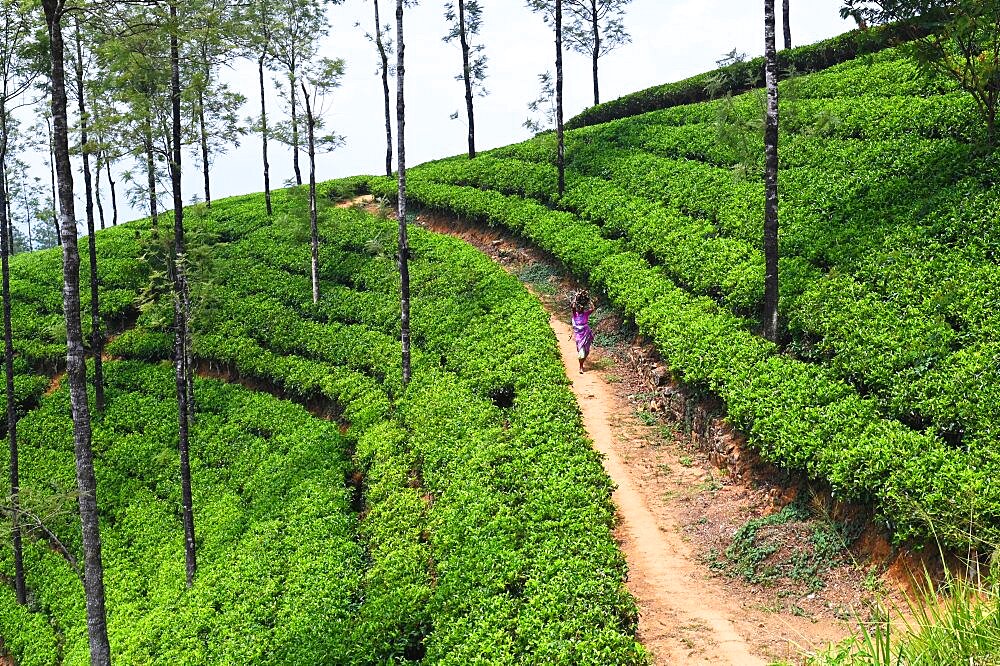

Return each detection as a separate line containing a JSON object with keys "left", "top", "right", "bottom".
{"left": 810, "top": 571, "right": 1000, "bottom": 665}
{"left": 566, "top": 20, "right": 931, "bottom": 129}
{"left": 382, "top": 38, "right": 1000, "bottom": 560}
{"left": 374, "top": 123, "right": 1000, "bottom": 550}
{"left": 0, "top": 179, "right": 646, "bottom": 664}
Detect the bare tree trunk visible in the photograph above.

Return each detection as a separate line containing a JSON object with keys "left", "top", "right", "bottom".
{"left": 170, "top": 1, "right": 197, "bottom": 588}
{"left": 458, "top": 0, "right": 476, "bottom": 159}
{"left": 0, "top": 134, "right": 26, "bottom": 605}
{"left": 105, "top": 158, "right": 118, "bottom": 227}
{"left": 591, "top": 0, "right": 600, "bottom": 105}
{"left": 374, "top": 0, "right": 392, "bottom": 176}
{"left": 763, "top": 0, "right": 781, "bottom": 342}
{"left": 46, "top": 116, "right": 61, "bottom": 246}
{"left": 2, "top": 169, "right": 11, "bottom": 256}
{"left": 258, "top": 53, "right": 272, "bottom": 216}
{"left": 783, "top": 0, "right": 791, "bottom": 50}
{"left": 197, "top": 87, "right": 211, "bottom": 208}
{"left": 145, "top": 128, "right": 158, "bottom": 234}
{"left": 396, "top": 0, "right": 411, "bottom": 385}
{"left": 289, "top": 69, "right": 302, "bottom": 186}
{"left": 198, "top": 44, "right": 212, "bottom": 208}
{"left": 20, "top": 167, "right": 33, "bottom": 252}
{"left": 301, "top": 84, "right": 320, "bottom": 305}
{"left": 41, "top": 3, "right": 111, "bottom": 662}
{"left": 184, "top": 291, "right": 194, "bottom": 427}
{"left": 555, "top": 0, "right": 565, "bottom": 198}
{"left": 95, "top": 150, "right": 106, "bottom": 230}
{"left": 74, "top": 21, "right": 104, "bottom": 413}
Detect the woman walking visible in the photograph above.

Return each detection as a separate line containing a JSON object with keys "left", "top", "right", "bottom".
{"left": 571, "top": 290, "right": 596, "bottom": 374}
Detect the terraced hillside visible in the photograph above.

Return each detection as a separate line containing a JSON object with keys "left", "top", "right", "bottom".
{"left": 369, "top": 45, "right": 1000, "bottom": 550}
{"left": 0, "top": 189, "right": 645, "bottom": 664}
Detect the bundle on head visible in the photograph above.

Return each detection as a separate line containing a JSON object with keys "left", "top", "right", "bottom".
{"left": 572, "top": 289, "right": 591, "bottom": 312}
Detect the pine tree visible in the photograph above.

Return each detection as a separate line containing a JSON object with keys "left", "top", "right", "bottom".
{"left": 527, "top": 0, "right": 632, "bottom": 106}
{"left": 443, "top": 0, "right": 487, "bottom": 158}
{"left": 299, "top": 58, "right": 345, "bottom": 304}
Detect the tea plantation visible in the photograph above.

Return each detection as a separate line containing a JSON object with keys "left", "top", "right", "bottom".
{"left": 0, "top": 189, "right": 645, "bottom": 664}
{"left": 365, "top": 44, "right": 1000, "bottom": 551}
{"left": 3, "top": 29, "right": 999, "bottom": 666}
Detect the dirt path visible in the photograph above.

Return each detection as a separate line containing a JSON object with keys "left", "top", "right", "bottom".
{"left": 345, "top": 196, "right": 882, "bottom": 664}
{"left": 552, "top": 315, "right": 767, "bottom": 665}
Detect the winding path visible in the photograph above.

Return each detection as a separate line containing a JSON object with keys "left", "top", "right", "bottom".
{"left": 356, "top": 197, "right": 855, "bottom": 663}
{"left": 549, "top": 315, "right": 767, "bottom": 666}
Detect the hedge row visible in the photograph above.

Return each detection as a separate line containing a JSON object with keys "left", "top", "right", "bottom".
{"left": 1, "top": 188, "right": 646, "bottom": 664}
{"left": 566, "top": 20, "right": 931, "bottom": 129}
{"left": 406, "top": 154, "right": 1000, "bottom": 452}
{"left": 2, "top": 361, "right": 365, "bottom": 664}
{"left": 369, "top": 174, "right": 995, "bottom": 550}
{"left": 477, "top": 55, "right": 1000, "bottom": 450}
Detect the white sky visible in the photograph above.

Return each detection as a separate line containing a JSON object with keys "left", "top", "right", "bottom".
{"left": 19, "top": 0, "right": 856, "bottom": 226}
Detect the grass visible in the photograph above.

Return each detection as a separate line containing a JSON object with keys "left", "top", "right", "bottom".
{"left": 710, "top": 501, "right": 853, "bottom": 589}
{"left": 807, "top": 571, "right": 1000, "bottom": 666}
{"left": 636, "top": 410, "right": 658, "bottom": 426}
{"left": 696, "top": 474, "right": 723, "bottom": 493}
{"left": 516, "top": 262, "right": 559, "bottom": 295}
{"left": 591, "top": 356, "right": 616, "bottom": 370}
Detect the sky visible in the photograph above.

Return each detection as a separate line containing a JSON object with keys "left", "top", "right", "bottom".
{"left": 17, "top": 0, "right": 858, "bottom": 229}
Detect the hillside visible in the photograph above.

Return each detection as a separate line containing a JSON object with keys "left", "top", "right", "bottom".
{"left": 0, "top": 189, "right": 645, "bottom": 664}
{"left": 368, "top": 43, "right": 999, "bottom": 551}
{"left": 3, "top": 29, "right": 999, "bottom": 666}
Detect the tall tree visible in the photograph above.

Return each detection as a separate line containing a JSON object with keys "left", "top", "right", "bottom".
{"left": 98, "top": 17, "right": 171, "bottom": 230}
{"left": 783, "top": 0, "right": 791, "bottom": 49}
{"left": 12, "top": 156, "right": 47, "bottom": 252}
{"left": 237, "top": 0, "right": 276, "bottom": 214}
{"left": 186, "top": 0, "right": 245, "bottom": 208}
{"left": 556, "top": 0, "right": 565, "bottom": 197}
{"left": 0, "top": 136, "right": 23, "bottom": 607}
{"left": 40, "top": 0, "right": 112, "bottom": 661}
{"left": 299, "top": 57, "right": 345, "bottom": 304}
{"left": 528, "top": 0, "right": 632, "bottom": 106}
{"left": 72, "top": 19, "right": 105, "bottom": 412}
{"left": 443, "top": 0, "right": 487, "bottom": 158}
{"left": 167, "top": 0, "right": 197, "bottom": 587}
{"left": 528, "top": 0, "right": 565, "bottom": 195}
{"left": 44, "top": 112, "right": 60, "bottom": 245}
{"left": 841, "top": 0, "right": 1000, "bottom": 145}
{"left": 83, "top": 44, "right": 121, "bottom": 231}
{"left": 0, "top": 0, "right": 39, "bottom": 606}
{"left": 763, "top": 0, "right": 780, "bottom": 342}
{"left": 369, "top": 0, "right": 393, "bottom": 175}
{"left": 269, "top": 0, "right": 335, "bottom": 187}
{"left": 397, "top": 0, "right": 414, "bottom": 384}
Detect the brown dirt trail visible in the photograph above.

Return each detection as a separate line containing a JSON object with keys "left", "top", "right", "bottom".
{"left": 552, "top": 315, "right": 766, "bottom": 665}
{"left": 345, "top": 197, "right": 880, "bottom": 664}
